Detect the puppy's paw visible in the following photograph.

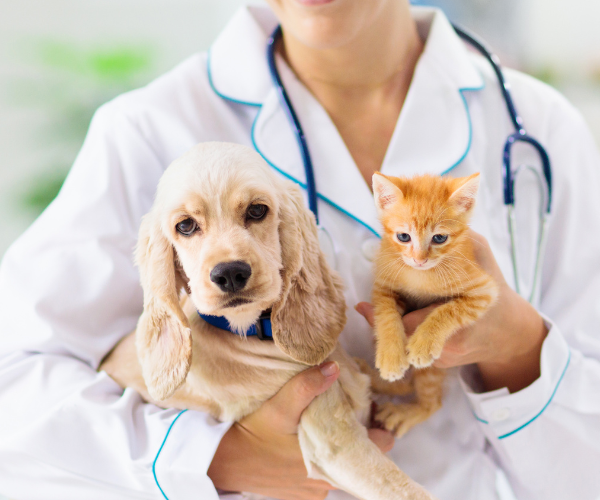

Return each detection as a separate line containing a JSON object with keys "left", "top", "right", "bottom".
{"left": 376, "top": 342, "right": 409, "bottom": 381}
{"left": 406, "top": 334, "right": 441, "bottom": 368}
{"left": 353, "top": 356, "right": 373, "bottom": 376}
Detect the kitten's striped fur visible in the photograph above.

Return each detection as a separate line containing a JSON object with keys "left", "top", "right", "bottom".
{"left": 370, "top": 172, "right": 498, "bottom": 437}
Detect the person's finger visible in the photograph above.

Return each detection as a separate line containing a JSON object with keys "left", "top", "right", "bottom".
{"left": 259, "top": 362, "right": 340, "bottom": 434}
{"left": 368, "top": 428, "right": 395, "bottom": 453}
{"left": 468, "top": 230, "right": 506, "bottom": 284}
{"left": 355, "top": 302, "right": 375, "bottom": 327}
{"left": 288, "top": 487, "right": 333, "bottom": 500}
{"left": 432, "top": 330, "right": 469, "bottom": 369}
{"left": 402, "top": 304, "right": 438, "bottom": 335}
{"left": 307, "top": 480, "right": 338, "bottom": 491}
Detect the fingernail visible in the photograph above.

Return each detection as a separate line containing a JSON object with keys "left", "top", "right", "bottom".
{"left": 319, "top": 361, "right": 339, "bottom": 377}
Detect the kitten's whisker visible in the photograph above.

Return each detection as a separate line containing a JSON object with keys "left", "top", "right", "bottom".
{"left": 441, "top": 260, "right": 467, "bottom": 290}
{"left": 435, "top": 264, "right": 452, "bottom": 296}
{"left": 440, "top": 260, "right": 474, "bottom": 289}
{"left": 375, "top": 260, "right": 408, "bottom": 283}
{"left": 437, "top": 262, "right": 459, "bottom": 297}
{"left": 442, "top": 256, "right": 473, "bottom": 276}
{"left": 449, "top": 251, "right": 481, "bottom": 271}
{"left": 375, "top": 258, "right": 407, "bottom": 276}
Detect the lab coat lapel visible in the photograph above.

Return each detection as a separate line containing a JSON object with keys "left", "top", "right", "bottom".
{"left": 209, "top": 6, "right": 486, "bottom": 237}
{"left": 208, "top": 6, "right": 277, "bottom": 105}
{"left": 209, "top": 6, "right": 380, "bottom": 234}
{"left": 253, "top": 8, "right": 486, "bottom": 235}
{"left": 252, "top": 58, "right": 382, "bottom": 236}
{"left": 381, "top": 8, "right": 485, "bottom": 178}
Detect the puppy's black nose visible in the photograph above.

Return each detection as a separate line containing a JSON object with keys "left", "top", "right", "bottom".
{"left": 210, "top": 261, "right": 252, "bottom": 292}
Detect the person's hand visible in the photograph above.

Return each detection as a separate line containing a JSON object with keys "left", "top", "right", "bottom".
{"left": 207, "top": 361, "right": 394, "bottom": 500}
{"left": 356, "top": 231, "right": 548, "bottom": 393}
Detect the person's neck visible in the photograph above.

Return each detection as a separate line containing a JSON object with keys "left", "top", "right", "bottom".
{"left": 278, "top": 2, "right": 424, "bottom": 184}
{"left": 280, "top": 2, "right": 423, "bottom": 94}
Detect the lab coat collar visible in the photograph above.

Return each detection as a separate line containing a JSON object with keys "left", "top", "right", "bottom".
{"left": 209, "top": 6, "right": 485, "bottom": 237}
{"left": 380, "top": 8, "right": 485, "bottom": 179}
{"left": 208, "top": 6, "right": 278, "bottom": 106}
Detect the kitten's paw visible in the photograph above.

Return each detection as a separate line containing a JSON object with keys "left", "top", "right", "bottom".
{"left": 375, "top": 402, "right": 428, "bottom": 438}
{"left": 375, "top": 402, "right": 402, "bottom": 433}
{"left": 376, "top": 343, "right": 409, "bottom": 381}
{"left": 406, "top": 335, "right": 442, "bottom": 368}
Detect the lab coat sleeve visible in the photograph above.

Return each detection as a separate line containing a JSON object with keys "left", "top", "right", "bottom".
{"left": 460, "top": 96, "right": 600, "bottom": 500}
{"left": 0, "top": 102, "right": 232, "bottom": 500}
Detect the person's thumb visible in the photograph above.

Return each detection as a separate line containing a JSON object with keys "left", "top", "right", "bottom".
{"left": 257, "top": 361, "right": 340, "bottom": 434}
{"left": 355, "top": 302, "right": 375, "bottom": 328}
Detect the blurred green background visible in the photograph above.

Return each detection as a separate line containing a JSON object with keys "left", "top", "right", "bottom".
{"left": 0, "top": 0, "right": 252, "bottom": 256}
{"left": 11, "top": 41, "right": 155, "bottom": 210}
{"left": 1, "top": 0, "right": 600, "bottom": 258}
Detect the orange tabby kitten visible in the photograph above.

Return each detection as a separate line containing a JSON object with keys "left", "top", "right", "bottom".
{"left": 369, "top": 172, "right": 498, "bottom": 436}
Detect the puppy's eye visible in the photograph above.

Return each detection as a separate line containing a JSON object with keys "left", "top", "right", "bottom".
{"left": 432, "top": 234, "right": 448, "bottom": 244}
{"left": 176, "top": 218, "right": 198, "bottom": 236}
{"left": 397, "top": 233, "right": 411, "bottom": 243}
{"left": 247, "top": 204, "right": 268, "bottom": 220}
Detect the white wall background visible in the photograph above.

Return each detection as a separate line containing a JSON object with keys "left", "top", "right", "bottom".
{"left": 525, "top": 0, "right": 600, "bottom": 79}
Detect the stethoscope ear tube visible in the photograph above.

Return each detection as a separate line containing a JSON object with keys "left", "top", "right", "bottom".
{"left": 530, "top": 214, "right": 550, "bottom": 305}
{"left": 455, "top": 23, "right": 553, "bottom": 304}
{"left": 507, "top": 163, "right": 551, "bottom": 303}
{"left": 510, "top": 206, "right": 550, "bottom": 305}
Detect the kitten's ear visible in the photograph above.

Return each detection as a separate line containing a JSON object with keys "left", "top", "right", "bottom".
{"left": 373, "top": 173, "right": 404, "bottom": 212}
{"left": 449, "top": 173, "right": 480, "bottom": 214}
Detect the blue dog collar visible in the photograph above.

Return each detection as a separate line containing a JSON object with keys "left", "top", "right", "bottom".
{"left": 198, "top": 311, "right": 273, "bottom": 340}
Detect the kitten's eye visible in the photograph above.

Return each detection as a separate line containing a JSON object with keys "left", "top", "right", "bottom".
{"left": 432, "top": 234, "right": 448, "bottom": 244}
{"left": 397, "top": 233, "right": 411, "bottom": 243}
{"left": 176, "top": 218, "right": 198, "bottom": 236}
{"left": 247, "top": 204, "right": 268, "bottom": 220}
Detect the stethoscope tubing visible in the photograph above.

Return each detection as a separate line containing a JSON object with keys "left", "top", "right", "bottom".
{"left": 266, "top": 25, "right": 320, "bottom": 224}
{"left": 265, "top": 23, "right": 553, "bottom": 303}
{"left": 452, "top": 25, "right": 552, "bottom": 215}
{"left": 452, "top": 26, "right": 524, "bottom": 134}
{"left": 503, "top": 133, "right": 552, "bottom": 213}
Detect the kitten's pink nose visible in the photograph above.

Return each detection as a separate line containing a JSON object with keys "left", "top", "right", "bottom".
{"left": 414, "top": 258, "right": 428, "bottom": 267}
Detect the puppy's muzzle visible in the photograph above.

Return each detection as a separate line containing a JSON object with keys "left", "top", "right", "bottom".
{"left": 210, "top": 261, "right": 252, "bottom": 292}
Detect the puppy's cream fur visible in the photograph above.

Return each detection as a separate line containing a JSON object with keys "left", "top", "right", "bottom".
{"left": 101, "top": 143, "right": 435, "bottom": 500}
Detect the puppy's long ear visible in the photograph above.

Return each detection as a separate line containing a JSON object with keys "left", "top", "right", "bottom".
{"left": 135, "top": 212, "right": 192, "bottom": 401}
{"left": 271, "top": 184, "right": 346, "bottom": 365}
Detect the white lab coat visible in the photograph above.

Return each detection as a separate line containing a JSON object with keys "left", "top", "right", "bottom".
{"left": 0, "top": 5, "right": 599, "bottom": 500}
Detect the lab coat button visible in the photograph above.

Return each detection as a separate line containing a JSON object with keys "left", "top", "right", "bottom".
{"left": 361, "top": 239, "right": 380, "bottom": 261}
{"left": 491, "top": 408, "right": 511, "bottom": 422}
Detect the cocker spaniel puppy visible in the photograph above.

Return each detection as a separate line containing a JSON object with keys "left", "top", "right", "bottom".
{"left": 101, "top": 142, "right": 435, "bottom": 500}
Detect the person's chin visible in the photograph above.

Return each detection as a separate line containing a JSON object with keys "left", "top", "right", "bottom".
{"left": 292, "top": 0, "right": 336, "bottom": 6}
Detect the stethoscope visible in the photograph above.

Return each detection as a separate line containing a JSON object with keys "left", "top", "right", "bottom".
{"left": 265, "top": 24, "right": 552, "bottom": 304}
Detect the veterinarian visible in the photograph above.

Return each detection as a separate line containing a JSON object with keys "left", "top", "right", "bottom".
{"left": 1, "top": 1, "right": 599, "bottom": 499}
